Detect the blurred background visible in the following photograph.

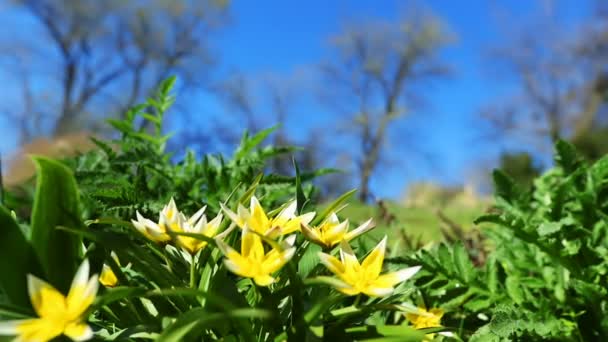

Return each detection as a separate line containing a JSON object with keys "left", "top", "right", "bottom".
{"left": 1, "top": 0, "right": 608, "bottom": 234}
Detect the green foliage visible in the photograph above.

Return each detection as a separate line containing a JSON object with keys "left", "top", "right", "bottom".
{"left": 30, "top": 157, "right": 83, "bottom": 293}
{"left": 0, "top": 78, "right": 428, "bottom": 342}
{"left": 4, "top": 77, "right": 608, "bottom": 342}
{"left": 497, "top": 152, "right": 542, "bottom": 189}
{"left": 0, "top": 206, "right": 41, "bottom": 308}
{"left": 403, "top": 140, "right": 608, "bottom": 341}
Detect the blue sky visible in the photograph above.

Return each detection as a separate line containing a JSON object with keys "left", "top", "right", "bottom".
{"left": 197, "top": 0, "right": 593, "bottom": 198}
{"left": 0, "top": 0, "right": 595, "bottom": 199}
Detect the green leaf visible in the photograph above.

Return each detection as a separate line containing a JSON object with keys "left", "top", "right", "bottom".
{"left": 298, "top": 243, "right": 321, "bottom": 278}
{"left": 453, "top": 242, "right": 475, "bottom": 283}
{"left": 492, "top": 170, "right": 519, "bottom": 204}
{"left": 235, "top": 126, "right": 277, "bottom": 160}
{"left": 312, "top": 189, "right": 357, "bottom": 225}
{"left": 238, "top": 173, "right": 263, "bottom": 205}
{"left": 537, "top": 222, "right": 562, "bottom": 236}
{"left": 294, "top": 158, "right": 307, "bottom": 213}
{"left": 157, "top": 308, "right": 271, "bottom": 342}
{"left": 554, "top": 140, "right": 581, "bottom": 174}
{"left": 30, "top": 157, "right": 82, "bottom": 293}
{"left": 0, "top": 206, "right": 42, "bottom": 308}
{"left": 485, "top": 256, "right": 499, "bottom": 294}
{"left": 505, "top": 277, "right": 524, "bottom": 304}
{"left": 359, "top": 324, "right": 426, "bottom": 342}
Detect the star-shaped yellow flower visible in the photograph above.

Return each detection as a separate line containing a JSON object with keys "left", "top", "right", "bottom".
{"left": 171, "top": 206, "right": 223, "bottom": 255}
{"left": 301, "top": 212, "right": 374, "bottom": 249}
{"left": 0, "top": 260, "right": 98, "bottom": 342}
{"left": 405, "top": 307, "right": 444, "bottom": 329}
{"left": 318, "top": 237, "right": 421, "bottom": 297}
{"left": 131, "top": 198, "right": 181, "bottom": 243}
{"left": 99, "top": 252, "right": 120, "bottom": 288}
{"left": 132, "top": 199, "right": 222, "bottom": 253}
{"left": 221, "top": 196, "right": 315, "bottom": 238}
{"left": 216, "top": 228, "right": 296, "bottom": 286}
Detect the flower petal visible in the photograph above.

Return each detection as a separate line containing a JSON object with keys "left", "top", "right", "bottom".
{"left": 220, "top": 203, "right": 242, "bottom": 228}
{"left": 99, "top": 264, "right": 118, "bottom": 287}
{"left": 362, "top": 286, "right": 395, "bottom": 297}
{"left": 321, "top": 220, "right": 349, "bottom": 247}
{"left": 0, "top": 319, "right": 21, "bottom": 334}
{"left": 27, "top": 275, "right": 65, "bottom": 317}
{"left": 343, "top": 218, "right": 375, "bottom": 242}
{"left": 338, "top": 240, "right": 360, "bottom": 269}
{"left": 70, "top": 259, "right": 90, "bottom": 291}
{"left": 299, "top": 212, "right": 316, "bottom": 225}
{"left": 300, "top": 223, "right": 324, "bottom": 246}
{"left": 378, "top": 266, "right": 421, "bottom": 287}
{"left": 253, "top": 275, "right": 275, "bottom": 287}
{"left": 360, "top": 236, "right": 387, "bottom": 280}
{"left": 64, "top": 322, "right": 93, "bottom": 341}
{"left": 318, "top": 252, "right": 345, "bottom": 276}
{"left": 249, "top": 197, "right": 269, "bottom": 234}
{"left": 275, "top": 200, "right": 297, "bottom": 221}
{"left": 223, "top": 258, "right": 251, "bottom": 278}
{"left": 241, "top": 229, "right": 264, "bottom": 260}
{"left": 164, "top": 197, "right": 179, "bottom": 220}
{"left": 263, "top": 247, "right": 295, "bottom": 274}
{"left": 188, "top": 205, "right": 207, "bottom": 226}
{"left": 66, "top": 272, "right": 98, "bottom": 318}
{"left": 15, "top": 318, "right": 63, "bottom": 342}
{"left": 215, "top": 237, "right": 238, "bottom": 257}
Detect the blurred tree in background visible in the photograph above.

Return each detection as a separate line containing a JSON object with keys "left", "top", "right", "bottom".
{"left": 497, "top": 152, "right": 541, "bottom": 189}
{"left": 483, "top": 1, "right": 608, "bottom": 177}
{"left": 320, "top": 11, "right": 452, "bottom": 202}
{"left": 1, "top": 0, "right": 229, "bottom": 142}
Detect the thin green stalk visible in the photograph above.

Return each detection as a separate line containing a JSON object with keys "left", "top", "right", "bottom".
{"left": 190, "top": 255, "right": 197, "bottom": 289}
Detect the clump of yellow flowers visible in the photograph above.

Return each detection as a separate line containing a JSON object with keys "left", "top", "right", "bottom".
{"left": 218, "top": 197, "right": 421, "bottom": 294}
{"left": 132, "top": 198, "right": 223, "bottom": 254}
{"left": 221, "top": 196, "right": 315, "bottom": 237}
{"left": 0, "top": 195, "right": 424, "bottom": 341}
{"left": 0, "top": 260, "right": 98, "bottom": 342}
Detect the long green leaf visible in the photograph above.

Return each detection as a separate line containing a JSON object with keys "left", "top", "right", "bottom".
{"left": 312, "top": 189, "right": 357, "bottom": 225}
{"left": 30, "top": 157, "right": 82, "bottom": 293}
{"left": 0, "top": 206, "right": 42, "bottom": 308}
{"left": 158, "top": 308, "right": 271, "bottom": 342}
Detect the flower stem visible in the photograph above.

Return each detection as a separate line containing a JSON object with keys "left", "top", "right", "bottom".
{"left": 190, "top": 255, "right": 197, "bottom": 289}
{"left": 353, "top": 294, "right": 362, "bottom": 307}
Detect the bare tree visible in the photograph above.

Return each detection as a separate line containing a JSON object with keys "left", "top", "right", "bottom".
{"left": 481, "top": 2, "right": 608, "bottom": 156}
{"left": 1, "top": 0, "right": 228, "bottom": 140}
{"left": 321, "top": 12, "right": 452, "bottom": 202}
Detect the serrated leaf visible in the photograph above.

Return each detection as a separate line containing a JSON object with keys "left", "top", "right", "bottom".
{"left": 555, "top": 140, "right": 581, "bottom": 174}
{"left": 453, "top": 242, "right": 475, "bottom": 283}
{"left": 492, "top": 170, "right": 519, "bottom": 204}
{"left": 505, "top": 277, "right": 523, "bottom": 304}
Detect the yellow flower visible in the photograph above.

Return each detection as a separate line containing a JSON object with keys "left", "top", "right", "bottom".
{"left": 318, "top": 237, "right": 421, "bottom": 297}
{"left": 405, "top": 307, "right": 444, "bottom": 329}
{"left": 216, "top": 228, "right": 296, "bottom": 286}
{"left": 132, "top": 198, "right": 221, "bottom": 251}
{"left": 0, "top": 260, "right": 98, "bottom": 342}
{"left": 99, "top": 252, "right": 120, "bottom": 288}
{"left": 173, "top": 207, "right": 223, "bottom": 255}
{"left": 221, "top": 196, "right": 315, "bottom": 238}
{"left": 131, "top": 198, "right": 181, "bottom": 243}
{"left": 301, "top": 212, "right": 375, "bottom": 249}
